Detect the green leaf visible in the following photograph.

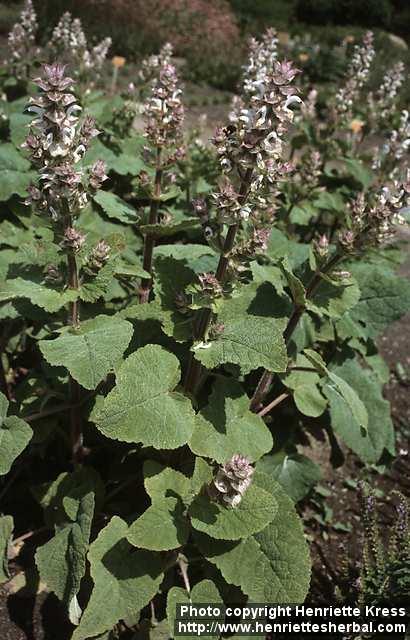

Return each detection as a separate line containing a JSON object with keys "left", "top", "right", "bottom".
{"left": 0, "top": 144, "right": 34, "bottom": 200}
{"left": 189, "top": 379, "right": 273, "bottom": 463}
{"left": 341, "top": 158, "right": 374, "bottom": 189}
{"left": 280, "top": 258, "right": 306, "bottom": 306}
{"left": 94, "top": 191, "right": 139, "bottom": 225}
{"left": 32, "top": 467, "right": 104, "bottom": 528}
{"left": 311, "top": 275, "right": 360, "bottom": 319}
{"left": 140, "top": 218, "right": 198, "bottom": 237}
{"left": 194, "top": 316, "right": 287, "bottom": 375}
{"left": 327, "top": 358, "right": 395, "bottom": 463}
{"left": 39, "top": 315, "right": 133, "bottom": 390}
{"left": 0, "top": 277, "right": 78, "bottom": 313}
{"left": 9, "top": 113, "right": 34, "bottom": 147}
{"left": 195, "top": 473, "right": 311, "bottom": 603}
{"left": 72, "top": 517, "right": 164, "bottom": 640}
{"left": 93, "top": 345, "right": 195, "bottom": 449}
{"left": 167, "top": 580, "right": 223, "bottom": 640}
{"left": 189, "top": 484, "right": 277, "bottom": 540}
{"left": 143, "top": 461, "right": 191, "bottom": 501}
{"left": 350, "top": 264, "right": 410, "bottom": 338}
{"left": 35, "top": 491, "right": 94, "bottom": 620}
{"left": 153, "top": 256, "right": 196, "bottom": 342}
{"left": 0, "top": 392, "right": 32, "bottom": 476}
{"left": 128, "top": 497, "right": 189, "bottom": 551}
{"left": 0, "top": 515, "right": 13, "bottom": 583}
{"left": 256, "top": 453, "right": 322, "bottom": 502}
{"left": 282, "top": 354, "right": 327, "bottom": 417}
{"left": 313, "top": 190, "right": 345, "bottom": 213}
{"left": 304, "top": 349, "right": 368, "bottom": 433}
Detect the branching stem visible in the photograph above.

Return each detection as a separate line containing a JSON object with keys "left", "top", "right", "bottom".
{"left": 184, "top": 167, "right": 254, "bottom": 394}
{"left": 250, "top": 251, "right": 343, "bottom": 412}
{"left": 139, "top": 148, "right": 163, "bottom": 303}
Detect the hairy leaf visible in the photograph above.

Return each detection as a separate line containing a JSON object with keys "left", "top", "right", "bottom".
{"left": 0, "top": 392, "right": 32, "bottom": 476}
{"left": 189, "top": 484, "right": 277, "bottom": 540}
{"left": 194, "top": 316, "right": 287, "bottom": 375}
{"left": 127, "top": 497, "right": 189, "bottom": 551}
{"left": 195, "top": 473, "right": 311, "bottom": 603}
{"left": 93, "top": 345, "right": 195, "bottom": 448}
{"left": 35, "top": 491, "right": 94, "bottom": 620}
{"left": 0, "top": 515, "right": 13, "bottom": 583}
{"left": 167, "top": 580, "right": 223, "bottom": 640}
{"left": 72, "top": 517, "right": 164, "bottom": 640}
{"left": 189, "top": 379, "right": 273, "bottom": 463}
{"left": 94, "top": 191, "right": 139, "bottom": 225}
{"left": 39, "top": 315, "right": 133, "bottom": 390}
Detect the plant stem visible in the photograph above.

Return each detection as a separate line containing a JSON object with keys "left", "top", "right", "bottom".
{"left": 0, "top": 328, "right": 11, "bottom": 401}
{"left": 139, "top": 148, "right": 162, "bottom": 304}
{"left": 184, "top": 167, "right": 253, "bottom": 394}
{"left": 177, "top": 554, "right": 191, "bottom": 594}
{"left": 257, "top": 392, "right": 289, "bottom": 417}
{"left": 12, "top": 526, "right": 49, "bottom": 547}
{"left": 65, "top": 222, "right": 84, "bottom": 465}
{"left": 250, "top": 251, "right": 343, "bottom": 412}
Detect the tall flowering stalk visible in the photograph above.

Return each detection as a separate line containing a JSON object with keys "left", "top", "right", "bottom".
{"left": 23, "top": 63, "right": 107, "bottom": 462}
{"left": 369, "top": 61, "right": 406, "bottom": 130}
{"left": 250, "top": 174, "right": 410, "bottom": 413}
{"left": 333, "top": 31, "right": 375, "bottom": 126}
{"left": 373, "top": 110, "right": 410, "bottom": 180}
{"left": 7, "top": 0, "right": 39, "bottom": 80}
{"left": 139, "top": 45, "right": 185, "bottom": 303}
{"left": 49, "top": 12, "right": 111, "bottom": 83}
{"left": 184, "top": 52, "right": 301, "bottom": 393}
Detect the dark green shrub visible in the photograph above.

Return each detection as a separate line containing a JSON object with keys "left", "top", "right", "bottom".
{"left": 295, "top": 0, "right": 393, "bottom": 29}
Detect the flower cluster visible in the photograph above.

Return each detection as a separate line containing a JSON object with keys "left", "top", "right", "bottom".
{"left": 88, "top": 240, "right": 111, "bottom": 271}
{"left": 50, "top": 12, "right": 111, "bottom": 76}
{"left": 215, "top": 58, "right": 301, "bottom": 203}
{"left": 210, "top": 454, "right": 254, "bottom": 508}
{"left": 369, "top": 61, "right": 406, "bottom": 126}
{"left": 144, "top": 55, "right": 185, "bottom": 151}
{"left": 138, "top": 43, "right": 173, "bottom": 87}
{"left": 334, "top": 31, "right": 375, "bottom": 123}
{"left": 242, "top": 28, "right": 278, "bottom": 98}
{"left": 23, "top": 63, "right": 106, "bottom": 219}
{"left": 339, "top": 176, "right": 409, "bottom": 251}
{"left": 7, "top": 0, "right": 39, "bottom": 78}
{"left": 373, "top": 110, "right": 410, "bottom": 176}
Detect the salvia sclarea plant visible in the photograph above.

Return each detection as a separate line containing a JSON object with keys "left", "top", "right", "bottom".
{"left": 3, "top": 0, "right": 111, "bottom": 88}
{"left": 0, "top": 27, "right": 409, "bottom": 640}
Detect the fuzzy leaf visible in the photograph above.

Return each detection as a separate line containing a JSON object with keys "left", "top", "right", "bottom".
{"left": 194, "top": 316, "right": 287, "bottom": 375}
{"left": 280, "top": 258, "right": 306, "bottom": 306}
{"left": 153, "top": 256, "right": 196, "bottom": 342}
{"left": 72, "top": 517, "right": 164, "bottom": 640}
{"left": 143, "top": 461, "right": 191, "bottom": 501}
{"left": 93, "top": 345, "right": 195, "bottom": 449}
{"left": 127, "top": 497, "right": 189, "bottom": 551}
{"left": 140, "top": 218, "right": 199, "bottom": 237}
{"left": 35, "top": 491, "right": 94, "bottom": 618}
{"left": 257, "top": 453, "right": 322, "bottom": 502}
{"left": 282, "top": 354, "right": 327, "bottom": 417}
{"left": 304, "top": 349, "right": 368, "bottom": 432}
{"left": 189, "top": 484, "right": 277, "bottom": 540}
{"left": 0, "top": 392, "right": 32, "bottom": 476}
{"left": 189, "top": 379, "right": 272, "bottom": 463}
{"left": 0, "top": 277, "right": 78, "bottom": 313}
{"left": 195, "top": 473, "right": 311, "bottom": 603}
{"left": 167, "top": 580, "right": 223, "bottom": 640}
{"left": 94, "top": 191, "right": 139, "bottom": 225}
{"left": 0, "top": 515, "right": 13, "bottom": 583}
{"left": 327, "top": 358, "right": 395, "bottom": 463}
{"left": 350, "top": 264, "right": 410, "bottom": 338}
{"left": 39, "top": 315, "right": 133, "bottom": 390}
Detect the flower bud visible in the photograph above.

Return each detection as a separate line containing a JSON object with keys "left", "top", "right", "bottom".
{"left": 210, "top": 454, "right": 254, "bottom": 508}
